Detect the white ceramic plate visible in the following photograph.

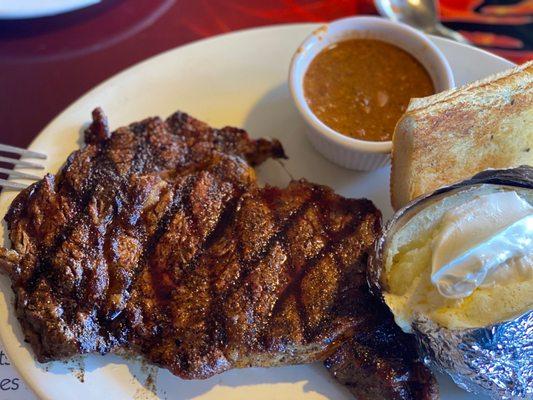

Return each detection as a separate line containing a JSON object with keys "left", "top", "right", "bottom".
{"left": 0, "top": 0, "right": 99, "bottom": 19}
{"left": 0, "top": 23, "right": 513, "bottom": 400}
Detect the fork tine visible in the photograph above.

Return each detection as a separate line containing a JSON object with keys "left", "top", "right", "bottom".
{"left": 0, "top": 144, "right": 46, "bottom": 159}
{"left": 0, "top": 156, "right": 44, "bottom": 169}
{"left": 0, "top": 179, "right": 28, "bottom": 190}
{"left": 0, "top": 167, "right": 42, "bottom": 180}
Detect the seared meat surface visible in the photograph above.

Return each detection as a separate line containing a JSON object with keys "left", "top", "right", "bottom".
{"left": 133, "top": 180, "right": 382, "bottom": 378}
{"left": 325, "top": 305, "right": 438, "bottom": 400}
{"left": 0, "top": 109, "right": 437, "bottom": 398}
{"left": 1, "top": 108, "right": 283, "bottom": 367}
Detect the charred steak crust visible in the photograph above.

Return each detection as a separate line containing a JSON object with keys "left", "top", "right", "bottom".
{"left": 0, "top": 108, "right": 437, "bottom": 398}
{"left": 325, "top": 305, "right": 439, "bottom": 400}
{"left": 132, "top": 181, "right": 383, "bottom": 378}
{"left": 2, "top": 108, "right": 283, "bottom": 364}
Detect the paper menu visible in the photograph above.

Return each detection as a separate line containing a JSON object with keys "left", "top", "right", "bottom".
{"left": 0, "top": 342, "right": 36, "bottom": 400}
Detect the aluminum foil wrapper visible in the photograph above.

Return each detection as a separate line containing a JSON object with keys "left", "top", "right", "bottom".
{"left": 368, "top": 166, "right": 533, "bottom": 399}
{"left": 413, "top": 311, "right": 533, "bottom": 399}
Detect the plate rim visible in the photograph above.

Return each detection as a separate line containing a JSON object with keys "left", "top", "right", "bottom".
{"left": 0, "top": 0, "right": 100, "bottom": 19}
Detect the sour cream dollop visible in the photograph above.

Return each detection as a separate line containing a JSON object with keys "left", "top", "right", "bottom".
{"left": 431, "top": 190, "right": 533, "bottom": 299}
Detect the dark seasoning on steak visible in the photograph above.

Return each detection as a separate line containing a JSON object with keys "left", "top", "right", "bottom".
{"left": 0, "top": 108, "right": 437, "bottom": 399}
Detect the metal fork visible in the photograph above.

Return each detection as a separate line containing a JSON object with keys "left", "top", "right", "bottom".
{"left": 0, "top": 144, "right": 46, "bottom": 190}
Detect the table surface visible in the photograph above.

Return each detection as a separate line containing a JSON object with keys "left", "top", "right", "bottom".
{"left": 0, "top": 1, "right": 531, "bottom": 399}
{"left": 0, "top": 0, "right": 532, "bottom": 149}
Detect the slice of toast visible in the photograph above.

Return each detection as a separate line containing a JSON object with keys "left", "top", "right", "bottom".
{"left": 391, "top": 61, "right": 533, "bottom": 210}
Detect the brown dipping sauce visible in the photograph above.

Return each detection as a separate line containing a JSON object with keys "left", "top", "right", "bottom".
{"left": 304, "top": 39, "right": 435, "bottom": 142}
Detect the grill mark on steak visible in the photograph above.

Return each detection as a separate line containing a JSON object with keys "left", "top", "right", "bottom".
{"left": 0, "top": 109, "right": 438, "bottom": 400}
{"left": 24, "top": 108, "right": 144, "bottom": 295}
{"left": 159, "top": 185, "right": 244, "bottom": 351}
{"left": 138, "top": 178, "right": 190, "bottom": 305}
{"left": 220, "top": 189, "right": 316, "bottom": 311}
{"left": 204, "top": 196, "right": 242, "bottom": 353}
{"left": 267, "top": 199, "right": 327, "bottom": 343}
{"left": 300, "top": 223, "right": 363, "bottom": 343}
{"left": 275, "top": 234, "right": 304, "bottom": 344}
{"left": 278, "top": 206, "right": 370, "bottom": 344}
{"left": 22, "top": 114, "right": 147, "bottom": 334}
{"left": 23, "top": 140, "right": 115, "bottom": 295}
{"left": 316, "top": 208, "right": 358, "bottom": 340}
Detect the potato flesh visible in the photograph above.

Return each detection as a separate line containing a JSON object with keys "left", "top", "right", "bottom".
{"left": 385, "top": 192, "right": 533, "bottom": 330}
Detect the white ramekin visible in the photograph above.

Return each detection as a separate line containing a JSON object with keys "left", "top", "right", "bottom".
{"left": 289, "top": 16, "right": 455, "bottom": 171}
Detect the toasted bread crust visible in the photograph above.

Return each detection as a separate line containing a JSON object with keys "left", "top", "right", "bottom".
{"left": 391, "top": 61, "right": 533, "bottom": 210}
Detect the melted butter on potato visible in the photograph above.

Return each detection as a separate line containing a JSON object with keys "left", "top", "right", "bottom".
{"left": 383, "top": 185, "right": 533, "bottom": 330}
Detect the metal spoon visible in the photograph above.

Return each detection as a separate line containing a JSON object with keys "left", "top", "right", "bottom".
{"left": 374, "top": 0, "right": 469, "bottom": 43}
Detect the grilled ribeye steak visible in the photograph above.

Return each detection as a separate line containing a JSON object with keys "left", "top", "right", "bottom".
{"left": 325, "top": 305, "right": 438, "bottom": 400}
{"left": 131, "top": 179, "right": 383, "bottom": 378}
{"left": 0, "top": 109, "right": 436, "bottom": 398}
{"left": 1, "top": 108, "right": 284, "bottom": 365}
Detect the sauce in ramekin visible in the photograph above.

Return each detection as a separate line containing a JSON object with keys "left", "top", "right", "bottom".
{"left": 304, "top": 39, "right": 434, "bottom": 142}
